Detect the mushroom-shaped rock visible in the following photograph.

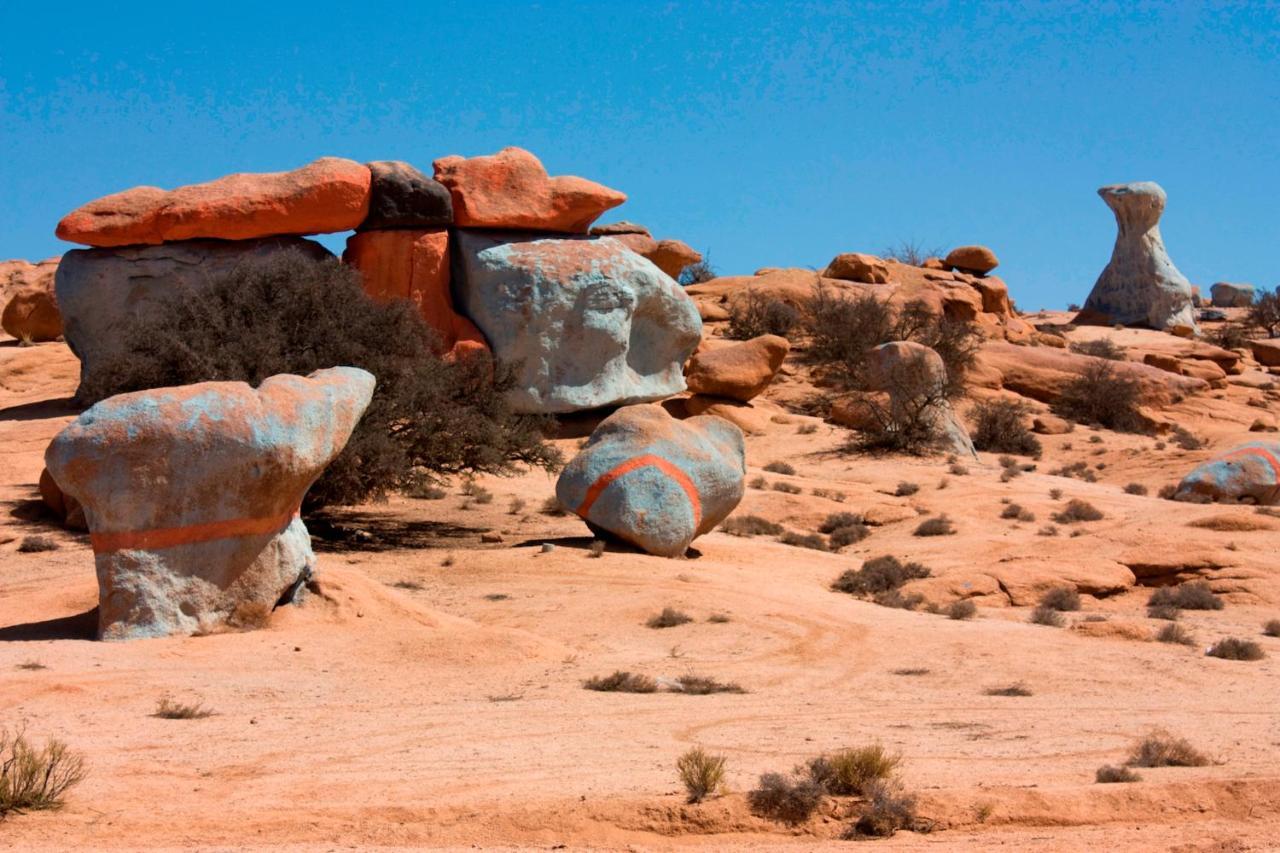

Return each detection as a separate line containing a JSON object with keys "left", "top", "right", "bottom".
{"left": 55, "top": 158, "right": 372, "bottom": 247}
{"left": 44, "top": 367, "right": 376, "bottom": 640}
{"left": 1209, "top": 282, "right": 1255, "bottom": 308}
{"left": 555, "top": 405, "right": 745, "bottom": 556}
{"left": 358, "top": 160, "right": 453, "bottom": 230}
{"left": 2, "top": 276, "right": 61, "bottom": 342}
{"left": 823, "top": 252, "right": 889, "bottom": 284}
{"left": 433, "top": 147, "right": 625, "bottom": 233}
{"left": 454, "top": 232, "right": 702, "bottom": 413}
{"left": 1175, "top": 442, "right": 1280, "bottom": 505}
{"left": 1080, "top": 182, "right": 1196, "bottom": 331}
{"left": 865, "top": 341, "right": 976, "bottom": 458}
{"left": 944, "top": 245, "right": 999, "bottom": 275}
{"left": 684, "top": 335, "right": 789, "bottom": 402}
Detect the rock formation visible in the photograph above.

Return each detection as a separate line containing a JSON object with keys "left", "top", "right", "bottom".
{"left": 1080, "top": 182, "right": 1196, "bottom": 331}
{"left": 44, "top": 367, "right": 375, "bottom": 640}
{"left": 591, "top": 223, "right": 702, "bottom": 279}
{"left": 555, "top": 405, "right": 745, "bottom": 557}
{"left": 1, "top": 273, "right": 61, "bottom": 342}
{"left": 1, "top": 257, "right": 59, "bottom": 317}
{"left": 945, "top": 245, "right": 999, "bottom": 276}
{"left": 823, "top": 253, "right": 890, "bottom": 284}
{"left": 865, "top": 340, "right": 976, "bottom": 458}
{"left": 1175, "top": 442, "right": 1280, "bottom": 505}
{"left": 1210, "top": 282, "right": 1255, "bottom": 308}
{"left": 684, "top": 335, "right": 789, "bottom": 402}
{"left": 358, "top": 160, "right": 453, "bottom": 230}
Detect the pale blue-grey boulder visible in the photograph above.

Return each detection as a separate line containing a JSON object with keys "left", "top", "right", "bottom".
{"left": 1210, "top": 282, "right": 1255, "bottom": 308}
{"left": 454, "top": 232, "right": 703, "bottom": 413}
{"left": 1081, "top": 182, "right": 1196, "bottom": 331}
{"left": 1175, "top": 441, "right": 1280, "bottom": 505}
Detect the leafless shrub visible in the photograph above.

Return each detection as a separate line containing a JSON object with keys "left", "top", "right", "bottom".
{"left": 1096, "top": 765, "right": 1141, "bottom": 783}
{"left": 947, "top": 600, "right": 977, "bottom": 620}
{"left": 0, "top": 730, "right": 87, "bottom": 815}
{"left": 16, "top": 536, "right": 58, "bottom": 554}
{"left": 721, "top": 515, "right": 785, "bottom": 537}
{"left": 1207, "top": 638, "right": 1265, "bottom": 661}
{"left": 1070, "top": 338, "right": 1127, "bottom": 360}
{"left": 1157, "top": 623, "right": 1196, "bottom": 646}
{"left": 833, "top": 556, "right": 930, "bottom": 596}
{"left": 1030, "top": 606, "right": 1065, "bottom": 627}
{"left": 971, "top": 399, "right": 1043, "bottom": 456}
{"left": 844, "top": 780, "right": 928, "bottom": 838}
{"left": 1127, "top": 732, "right": 1211, "bottom": 767}
{"left": 675, "top": 674, "right": 746, "bottom": 695}
{"left": 647, "top": 608, "right": 693, "bottom": 629}
{"left": 1051, "top": 499, "right": 1104, "bottom": 524}
{"left": 1148, "top": 582, "right": 1223, "bottom": 612}
{"left": 728, "top": 291, "right": 799, "bottom": 340}
{"left": 913, "top": 515, "right": 955, "bottom": 536}
{"left": 1039, "top": 586, "right": 1081, "bottom": 612}
{"left": 677, "top": 747, "right": 726, "bottom": 803}
{"left": 764, "top": 461, "right": 796, "bottom": 475}
{"left": 583, "top": 671, "right": 658, "bottom": 693}
{"left": 153, "top": 697, "right": 215, "bottom": 719}
{"left": 780, "top": 531, "right": 828, "bottom": 551}
{"left": 1054, "top": 359, "right": 1146, "bottom": 433}
{"left": 748, "top": 772, "right": 825, "bottom": 824}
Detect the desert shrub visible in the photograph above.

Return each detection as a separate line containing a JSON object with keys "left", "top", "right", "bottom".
{"left": 947, "top": 599, "right": 977, "bottom": 620}
{"left": 1156, "top": 623, "right": 1196, "bottom": 646}
{"left": 1127, "top": 733, "right": 1211, "bottom": 767}
{"left": 80, "top": 250, "right": 560, "bottom": 509}
{"left": 153, "top": 697, "right": 215, "bottom": 719}
{"left": 1051, "top": 499, "right": 1104, "bottom": 524}
{"left": 727, "top": 291, "right": 799, "bottom": 340}
{"left": 1039, "top": 586, "right": 1081, "bottom": 612}
{"left": 772, "top": 481, "right": 803, "bottom": 495}
{"left": 1148, "top": 604, "right": 1181, "bottom": 621}
{"left": 1030, "top": 606, "right": 1065, "bottom": 627}
{"left": 1053, "top": 359, "right": 1146, "bottom": 433}
{"left": 678, "top": 255, "right": 717, "bottom": 286}
{"left": 1207, "top": 638, "right": 1265, "bottom": 661}
{"left": 1247, "top": 287, "right": 1280, "bottom": 337}
{"left": 873, "top": 589, "right": 926, "bottom": 610}
{"left": 539, "top": 496, "right": 568, "bottom": 516}
{"left": 913, "top": 516, "right": 955, "bottom": 536}
{"left": 1148, "top": 582, "right": 1223, "bottom": 612}
{"left": 588, "top": 540, "right": 606, "bottom": 558}
{"left": 828, "top": 523, "right": 870, "bottom": 548}
{"left": 721, "top": 515, "right": 785, "bottom": 537}
{"left": 1001, "top": 503, "right": 1034, "bottom": 522}
{"left": 583, "top": 671, "right": 658, "bottom": 693}
{"left": 896, "top": 481, "right": 920, "bottom": 496}
{"left": 1095, "top": 765, "right": 1141, "bottom": 784}
{"left": 780, "top": 531, "right": 828, "bottom": 551}
{"left": 1038, "top": 525, "right": 1059, "bottom": 536}
{"left": 844, "top": 780, "right": 925, "bottom": 839}
{"left": 1050, "top": 461, "right": 1097, "bottom": 483}
{"left": 749, "top": 475, "right": 768, "bottom": 490}
{"left": 1171, "top": 426, "right": 1203, "bottom": 451}
{"left": 985, "top": 682, "right": 1033, "bottom": 696}
{"left": 1264, "top": 619, "right": 1280, "bottom": 638}
{"left": 763, "top": 461, "right": 796, "bottom": 475}
{"left": 675, "top": 674, "right": 746, "bottom": 695}
{"left": 0, "top": 731, "right": 87, "bottom": 815}
{"left": 812, "top": 487, "right": 846, "bottom": 501}
{"left": 881, "top": 240, "right": 943, "bottom": 266}
{"left": 818, "top": 512, "right": 863, "bottom": 533}
{"left": 646, "top": 607, "right": 693, "bottom": 629}
{"left": 832, "top": 556, "right": 930, "bottom": 596}
{"left": 1209, "top": 322, "right": 1251, "bottom": 350}
{"left": 748, "top": 772, "right": 824, "bottom": 824}
{"left": 408, "top": 484, "right": 447, "bottom": 500}
{"left": 797, "top": 422, "right": 819, "bottom": 435}
{"left": 1070, "top": 338, "right": 1127, "bottom": 360}
{"left": 805, "top": 745, "right": 900, "bottom": 796}
{"left": 507, "top": 497, "right": 526, "bottom": 515}
{"left": 1124, "top": 483, "right": 1148, "bottom": 496}
{"left": 949, "top": 463, "right": 969, "bottom": 475}
{"left": 16, "top": 535, "right": 58, "bottom": 553}
{"left": 677, "top": 747, "right": 726, "bottom": 803}
{"left": 970, "top": 399, "right": 1042, "bottom": 457}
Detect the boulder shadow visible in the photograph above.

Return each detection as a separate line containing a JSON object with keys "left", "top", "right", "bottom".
{"left": 0, "top": 608, "right": 98, "bottom": 642}
{"left": 0, "top": 397, "right": 82, "bottom": 422}
{"left": 514, "top": 534, "right": 702, "bottom": 559}
{"left": 307, "top": 511, "right": 485, "bottom": 553}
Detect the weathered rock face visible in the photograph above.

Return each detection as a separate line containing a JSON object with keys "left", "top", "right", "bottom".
{"left": 945, "top": 245, "right": 999, "bottom": 275}
{"left": 865, "top": 340, "right": 976, "bottom": 458}
{"left": 556, "top": 405, "right": 745, "bottom": 557}
{"left": 1210, "top": 282, "right": 1255, "bottom": 308}
{"left": 56, "top": 238, "right": 332, "bottom": 400}
{"left": 39, "top": 467, "right": 86, "bottom": 531}
{"left": 342, "top": 229, "right": 487, "bottom": 358}
{"left": 608, "top": 233, "right": 702, "bottom": 280}
{"left": 358, "top": 161, "right": 453, "bottom": 230}
{"left": 2, "top": 275, "right": 61, "bottom": 342}
{"left": 1080, "top": 182, "right": 1196, "bottom": 331}
{"left": 44, "top": 367, "right": 375, "bottom": 640}
{"left": 1175, "top": 442, "right": 1280, "bottom": 505}
{"left": 454, "top": 232, "right": 702, "bottom": 413}
{"left": 433, "top": 147, "right": 625, "bottom": 233}
{"left": 55, "top": 158, "right": 371, "bottom": 247}
{"left": 1, "top": 257, "right": 59, "bottom": 316}
{"left": 684, "top": 335, "right": 789, "bottom": 402}
{"left": 823, "top": 252, "right": 889, "bottom": 284}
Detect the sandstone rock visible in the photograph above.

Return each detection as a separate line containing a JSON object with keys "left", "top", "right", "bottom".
{"left": 358, "top": 160, "right": 452, "bottom": 230}
{"left": 822, "top": 252, "right": 889, "bottom": 284}
{"left": 454, "top": 232, "right": 701, "bottom": 413}
{"left": 44, "top": 367, "right": 375, "bottom": 640}
{"left": 0, "top": 257, "right": 59, "bottom": 319}
{"left": 2, "top": 277, "right": 61, "bottom": 342}
{"left": 865, "top": 341, "right": 976, "bottom": 458}
{"left": 555, "top": 405, "right": 744, "bottom": 556}
{"left": 1210, "top": 282, "right": 1255, "bottom": 308}
{"left": 1032, "top": 414, "right": 1073, "bottom": 435}
{"left": 683, "top": 395, "right": 772, "bottom": 435}
{"left": 433, "top": 147, "right": 625, "bottom": 233}
{"left": 1080, "top": 182, "right": 1196, "bottom": 331}
{"left": 970, "top": 275, "right": 1011, "bottom": 314}
{"left": 988, "top": 556, "right": 1135, "bottom": 606}
{"left": 1143, "top": 352, "right": 1182, "bottom": 374}
{"left": 589, "top": 221, "right": 651, "bottom": 236}
{"left": 1178, "top": 359, "right": 1226, "bottom": 383}
{"left": 1249, "top": 339, "right": 1280, "bottom": 367}
{"left": 56, "top": 238, "right": 332, "bottom": 400}
{"left": 922, "top": 257, "right": 947, "bottom": 270}
{"left": 1175, "top": 441, "right": 1280, "bottom": 505}
{"left": 56, "top": 158, "right": 371, "bottom": 247}
{"left": 944, "top": 245, "right": 999, "bottom": 275}
{"left": 39, "top": 467, "right": 86, "bottom": 531}
{"left": 684, "top": 335, "right": 788, "bottom": 402}
{"left": 609, "top": 232, "right": 702, "bottom": 279}
{"left": 1190, "top": 285, "right": 1203, "bottom": 307}
{"left": 342, "top": 229, "right": 487, "bottom": 358}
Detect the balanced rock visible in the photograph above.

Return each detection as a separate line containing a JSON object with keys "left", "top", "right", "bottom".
{"left": 865, "top": 340, "right": 976, "bottom": 458}
{"left": 555, "top": 405, "right": 745, "bottom": 556}
{"left": 342, "top": 229, "right": 487, "bottom": 358}
{"left": 358, "top": 160, "right": 453, "bottom": 230}
{"left": 945, "top": 245, "right": 999, "bottom": 275}
{"left": 608, "top": 233, "right": 702, "bottom": 279}
{"left": 1080, "top": 182, "right": 1196, "bottom": 330}
{"left": 1175, "top": 442, "right": 1280, "bottom": 505}
{"left": 1210, "top": 282, "right": 1255, "bottom": 308}
{"left": 56, "top": 238, "right": 332, "bottom": 400}
{"left": 2, "top": 275, "right": 61, "bottom": 342}
{"left": 44, "top": 367, "right": 375, "bottom": 640}
{"left": 55, "top": 158, "right": 371, "bottom": 247}
{"left": 589, "top": 221, "right": 651, "bottom": 236}
{"left": 434, "top": 147, "right": 625, "bottom": 233}
{"left": 823, "top": 252, "right": 889, "bottom": 284}
{"left": 454, "top": 232, "right": 702, "bottom": 413}
{"left": 684, "top": 335, "right": 789, "bottom": 402}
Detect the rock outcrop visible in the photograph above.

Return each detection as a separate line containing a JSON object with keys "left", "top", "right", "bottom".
{"left": 1210, "top": 282, "right": 1255, "bottom": 308}
{"left": 555, "top": 405, "right": 745, "bottom": 557}
{"left": 2, "top": 274, "right": 61, "bottom": 342}
{"left": 1, "top": 257, "right": 59, "bottom": 318}
{"left": 864, "top": 340, "right": 976, "bottom": 458}
{"left": 454, "top": 232, "right": 702, "bottom": 413}
{"left": 823, "top": 252, "right": 889, "bottom": 284}
{"left": 605, "top": 232, "right": 702, "bottom": 280}
{"left": 1079, "top": 182, "right": 1196, "bottom": 331}
{"left": 684, "top": 335, "right": 789, "bottom": 402}
{"left": 55, "top": 158, "right": 371, "bottom": 247}
{"left": 1175, "top": 442, "right": 1280, "bottom": 505}
{"left": 945, "top": 245, "right": 999, "bottom": 275}
{"left": 44, "top": 367, "right": 375, "bottom": 640}
{"left": 358, "top": 160, "right": 453, "bottom": 230}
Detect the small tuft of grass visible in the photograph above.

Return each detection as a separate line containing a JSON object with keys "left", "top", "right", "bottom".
{"left": 707, "top": 613, "right": 731, "bottom": 624}
{"left": 1127, "top": 732, "right": 1211, "bottom": 767}
{"left": 949, "top": 463, "right": 969, "bottom": 476}
{"left": 721, "top": 515, "right": 784, "bottom": 537}
{"left": 893, "top": 667, "right": 930, "bottom": 676}
{"left": 1039, "top": 586, "right": 1081, "bottom": 612}
{"left": 914, "top": 515, "right": 955, "bottom": 536}
{"left": 763, "top": 461, "right": 796, "bottom": 475}
{"left": 1156, "top": 623, "right": 1196, "bottom": 646}
{"left": 539, "top": 496, "right": 568, "bottom": 516}
{"left": 946, "top": 599, "right": 977, "bottom": 621}
{"left": 1051, "top": 499, "right": 1104, "bottom": 524}
{"left": 152, "top": 697, "right": 215, "bottom": 720}
{"left": 747, "top": 772, "right": 824, "bottom": 824}
{"left": 797, "top": 422, "right": 819, "bottom": 435}
{"left": 1030, "top": 606, "right": 1065, "bottom": 627}
{"left": 675, "top": 674, "right": 746, "bottom": 695}
{"left": 646, "top": 607, "right": 693, "bottom": 629}
{"left": 583, "top": 671, "right": 658, "bottom": 693}
{"left": 392, "top": 579, "right": 424, "bottom": 591}
{"left": 677, "top": 747, "right": 727, "bottom": 803}
{"left": 588, "top": 539, "right": 606, "bottom": 558}
{"left": 507, "top": 497, "right": 526, "bottom": 515}
{"left": 985, "top": 682, "right": 1033, "bottom": 697}
{"left": 16, "top": 535, "right": 59, "bottom": 553}
{"left": 895, "top": 481, "right": 920, "bottom": 497}
{"left": 1206, "top": 638, "right": 1265, "bottom": 661}
{"left": 805, "top": 745, "right": 900, "bottom": 796}
{"left": 1096, "top": 764, "right": 1141, "bottom": 784}
{"left": 0, "top": 730, "right": 87, "bottom": 815}
{"left": 16, "top": 661, "right": 48, "bottom": 671}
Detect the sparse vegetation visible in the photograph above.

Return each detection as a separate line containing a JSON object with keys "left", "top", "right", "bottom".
{"left": 1207, "top": 638, "right": 1265, "bottom": 661}
{"left": 1148, "top": 582, "right": 1223, "bottom": 612}
{"left": 970, "top": 399, "right": 1042, "bottom": 456}
{"left": 675, "top": 674, "right": 746, "bottom": 695}
{"left": 1053, "top": 359, "right": 1146, "bottom": 433}
{"left": 1096, "top": 765, "right": 1141, "bottom": 784}
{"left": 1264, "top": 619, "right": 1280, "bottom": 638}
{"left": 832, "top": 556, "right": 930, "bottom": 596}
{"left": 0, "top": 730, "right": 87, "bottom": 816}
{"left": 15, "top": 661, "right": 47, "bottom": 671}
{"left": 1070, "top": 338, "right": 1127, "bottom": 360}
{"left": 1127, "top": 732, "right": 1211, "bottom": 768}
{"left": 153, "top": 697, "right": 215, "bottom": 719}
{"left": 771, "top": 481, "right": 803, "bottom": 495}
{"left": 588, "top": 540, "right": 606, "bottom": 558}
{"left": 763, "top": 461, "right": 796, "bottom": 475}
{"left": 1247, "top": 287, "right": 1280, "bottom": 337}
{"left": 749, "top": 475, "right": 768, "bottom": 490}
{"left": 1124, "top": 483, "right": 1148, "bottom": 496}
{"left": 844, "top": 780, "right": 927, "bottom": 839}
{"left": 1156, "top": 623, "right": 1195, "bottom": 646}
{"left": 677, "top": 747, "right": 726, "bottom": 803}
{"left": 1030, "top": 606, "right": 1065, "bottom": 627}
{"left": 895, "top": 481, "right": 920, "bottom": 496}
{"left": 748, "top": 772, "right": 825, "bottom": 824}
{"left": 947, "top": 600, "right": 977, "bottom": 620}
{"left": 539, "top": 496, "right": 568, "bottom": 516}
{"left": 804, "top": 745, "right": 900, "bottom": 796}
{"left": 1039, "top": 586, "right": 1081, "bottom": 612}
{"left": 583, "top": 671, "right": 658, "bottom": 693}
{"left": 647, "top": 607, "right": 693, "bottom": 629}
{"left": 1001, "top": 503, "right": 1035, "bottom": 522}
{"left": 880, "top": 240, "right": 944, "bottom": 266}
{"left": 678, "top": 255, "right": 717, "bottom": 286}
{"left": 913, "top": 515, "right": 955, "bottom": 536}
{"left": 1051, "top": 499, "right": 1104, "bottom": 524}
{"left": 721, "top": 515, "right": 785, "bottom": 537}
{"left": 985, "top": 682, "right": 1033, "bottom": 697}
{"left": 727, "top": 291, "right": 799, "bottom": 340}
{"left": 16, "top": 535, "right": 58, "bottom": 553}
{"left": 780, "top": 531, "right": 828, "bottom": 551}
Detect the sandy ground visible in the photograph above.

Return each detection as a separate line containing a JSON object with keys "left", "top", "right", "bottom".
{"left": 2, "top": 335, "right": 1279, "bottom": 851}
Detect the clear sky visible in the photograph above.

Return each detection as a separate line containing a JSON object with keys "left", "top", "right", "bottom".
{"left": 2, "top": 2, "right": 1277, "bottom": 309}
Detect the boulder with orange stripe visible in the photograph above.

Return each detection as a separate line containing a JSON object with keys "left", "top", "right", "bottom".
{"left": 555, "top": 405, "right": 746, "bottom": 557}
{"left": 44, "top": 366, "right": 375, "bottom": 640}
{"left": 1174, "top": 441, "right": 1280, "bottom": 505}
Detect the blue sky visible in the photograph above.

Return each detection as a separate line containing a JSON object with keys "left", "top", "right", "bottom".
{"left": 2, "top": 2, "right": 1277, "bottom": 309}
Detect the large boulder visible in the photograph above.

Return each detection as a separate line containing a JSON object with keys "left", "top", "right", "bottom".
{"left": 2, "top": 275, "right": 61, "bottom": 342}
{"left": 1, "top": 257, "right": 59, "bottom": 318}
{"left": 864, "top": 340, "right": 977, "bottom": 458}
{"left": 55, "top": 237, "right": 332, "bottom": 400}
{"left": 555, "top": 405, "right": 745, "bottom": 557}
{"left": 342, "top": 229, "right": 487, "bottom": 358}
{"left": 433, "top": 147, "right": 625, "bottom": 233}
{"left": 684, "top": 335, "right": 789, "bottom": 402}
{"left": 1079, "top": 182, "right": 1196, "bottom": 331}
{"left": 55, "top": 158, "right": 371, "bottom": 247}
{"left": 358, "top": 160, "right": 453, "bottom": 230}
{"left": 823, "top": 252, "right": 889, "bottom": 284}
{"left": 944, "top": 245, "right": 999, "bottom": 275}
{"left": 1210, "top": 282, "right": 1255, "bottom": 308}
{"left": 44, "top": 367, "right": 375, "bottom": 640}
{"left": 1175, "top": 442, "right": 1280, "bottom": 505}
{"left": 454, "top": 232, "right": 702, "bottom": 413}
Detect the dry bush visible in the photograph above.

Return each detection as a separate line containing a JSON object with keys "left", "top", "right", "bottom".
{"left": 819, "top": 512, "right": 864, "bottom": 533}
{"left": 1156, "top": 623, "right": 1196, "bottom": 646}
{"left": 677, "top": 747, "right": 726, "bottom": 803}
{"left": 728, "top": 291, "right": 799, "bottom": 340}
{"left": 1030, "top": 606, "right": 1065, "bottom": 627}
{"left": 583, "top": 671, "right": 658, "bottom": 693}
{"left": 772, "top": 481, "right": 803, "bottom": 495}
{"left": 896, "top": 481, "right": 920, "bottom": 496}
{"left": 588, "top": 540, "right": 606, "bottom": 558}
{"left": 1264, "top": 619, "right": 1280, "bottom": 638}
{"left": 1070, "top": 338, "right": 1127, "bottom": 360}
{"left": 881, "top": 240, "right": 943, "bottom": 266}
{"left": 832, "top": 556, "right": 930, "bottom": 596}
{"left": 1171, "top": 426, "right": 1203, "bottom": 451}
{"left": 873, "top": 589, "right": 926, "bottom": 610}
{"left": 763, "top": 461, "right": 796, "bottom": 475}
{"left": 1127, "top": 732, "right": 1211, "bottom": 767}
{"left": 1148, "top": 604, "right": 1181, "bottom": 621}
{"left": 1124, "top": 483, "right": 1148, "bottom": 496}
{"left": 647, "top": 608, "right": 693, "bottom": 629}
{"left": 1209, "top": 322, "right": 1251, "bottom": 350}
{"left": 1188, "top": 515, "right": 1273, "bottom": 532}
{"left": 1247, "top": 287, "right": 1280, "bottom": 337}
{"left": 971, "top": 399, "right": 1043, "bottom": 457}
{"left": 844, "top": 780, "right": 927, "bottom": 839}
{"left": 721, "top": 515, "right": 784, "bottom": 537}
{"left": 985, "top": 682, "right": 1033, "bottom": 697}
{"left": 804, "top": 745, "right": 900, "bottom": 795}
{"left": 828, "top": 523, "right": 870, "bottom": 548}
{"left": 1053, "top": 359, "right": 1146, "bottom": 433}
{"left": 675, "top": 674, "right": 746, "bottom": 695}
{"left": 748, "top": 475, "right": 768, "bottom": 490}
{"left": 539, "top": 496, "right": 568, "bottom": 516}
{"left": 678, "top": 256, "right": 717, "bottom": 286}
{"left": 1207, "top": 638, "right": 1265, "bottom": 661}
{"left": 798, "top": 422, "right": 819, "bottom": 435}
{"left": 507, "top": 497, "right": 526, "bottom": 515}
{"left": 0, "top": 731, "right": 87, "bottom": 816}
{"left": 1039, "top": 586, "right": 1081, "bottom": 612}
{"left": 408, "top": 484, "right": 447, "bottom": 499}
{"left": 812, "top": 487, "right": 847, "bottom": 501}
{"left": 1001, "top": 503, "right": 1034, "bottom": 522}
{"left": 949, "top": 462, "right": 969, "bottom": 475}
{"left": 153, "top": 697, "right": 215, "bottom": 720}
{"left": 781, "top": 531, "right": 828, "bottom": 551}
{"left": 1096, "top": 765, "right": 1141, "bottom": 784}
{"left": 1051, "top": 461, "right": 1098, "bottom": 483}
{"left": 947, "top": 600, "right": 977, "bottom": 620}
{"left": 748, "top": 772, "right": 824, "bottom": 824}
{"left": 1051, "top": 499, "right": 1104, "bottom": 524}
{"left": 80, "top": 250, "right": 560, "bottom": 509}
{"left": 1148, "top": 582, "right": 1223, "bottom": 612}
{"left": 16, "top": 535, "right": 59, "bottom": 553}
{"left": 1038, "top": 524, "right": 1060, "bottom": 537}
{"left": 913, "top": 516, "right": 955, "bottom": 536}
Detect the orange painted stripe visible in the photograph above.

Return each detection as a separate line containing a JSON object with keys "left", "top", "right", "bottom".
{"left": 90, "top": 508, "right": 300, "bottom": 554}
{"left": 1220, "top": 446, "right": 1280, "bottom": 480}
{"left": 576, "top": 453, "right": 702, "bottom": 527}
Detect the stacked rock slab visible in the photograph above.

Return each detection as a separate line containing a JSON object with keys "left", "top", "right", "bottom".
{"left": 1080, "top": 182, "right": 1196, "bottom": 331}
{"left": 1175, "top": 442, "right": 1280, "bottom": 505}
{"left": 556, "top": 405, "right": 745, "bottom": 557}
{"left": 589, "top": 222, "right": 703, "bottom": 280}
{"left": 56, "top": 237, "right": 332, "bottom": 400}
{"left": 454, "top": 231, "right": 703, "bottom": 413}
{"left": 45, "top": 367, "right": 375, "bottom": 640}
{"left": 684, "top": 335, "right": 789, "bottom": 402}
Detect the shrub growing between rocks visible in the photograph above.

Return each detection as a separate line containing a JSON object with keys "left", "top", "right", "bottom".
{"left": 1148, "top": 582, "right": 1223, "bottom": 612}
{"left": 1053, "top": 360, "right": 1146, "bottom": 433}
{"left": 1039, "top": 587, "right": 1081, "bottom": 612}
{"left": 727, "top": 291, "right": 799, "bottom": 340}
{"left": 970, "top": 399, "right": 1043, "bottom": 457}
